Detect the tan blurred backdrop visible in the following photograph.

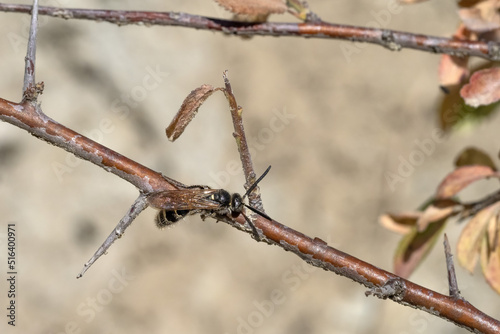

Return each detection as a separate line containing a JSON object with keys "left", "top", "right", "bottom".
{"left": 1, "top": 0, "right": 499, "bottom": 333}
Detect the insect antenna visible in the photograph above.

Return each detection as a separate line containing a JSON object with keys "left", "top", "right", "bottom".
{"left": 242, "top": 165, "right": 272, "bottom": 199}
{"left": 242, "top": 165, "right": 272, "bottom": 221}
{"left": 244, "top": 203, "right": 272, "bottom": 221}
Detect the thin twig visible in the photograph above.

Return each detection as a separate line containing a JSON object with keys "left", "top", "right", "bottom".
{"left": 444, "top": 234, "right": 462, "bottom": 300}
{"left": 22, "top": 0, "right": 38, "bottom": 100}
{"left": 77, "top": 195, "right": 149, "bottom": 278}
{"left": 221, "top": 71, "right": 265, "bottom": 212}
{"left": 1, "top": 3, "right": 499, "bottom": 61}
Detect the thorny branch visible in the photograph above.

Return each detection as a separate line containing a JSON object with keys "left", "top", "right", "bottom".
{"left": 1, "top": 2, "right": 500, "bottom": 334}
{"left": 1, "top": 3, "right": 500, "bottom": 61}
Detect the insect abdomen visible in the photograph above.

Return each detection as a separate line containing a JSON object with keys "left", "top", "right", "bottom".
{"left": 155, "top": 209, "right": 190, "bottom": 229}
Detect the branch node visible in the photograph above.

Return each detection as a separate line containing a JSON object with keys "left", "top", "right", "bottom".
{"left": 365, "top": 278, "right": 406, "bottom": 301}
{"left": 488, "top": 41, "right": 500, "bottom": 61}
{"left": 23, "top": 81, "right": 44, "bottom": 101}
{"left": 381, "top": 30, "right": 402, "bottom": 52}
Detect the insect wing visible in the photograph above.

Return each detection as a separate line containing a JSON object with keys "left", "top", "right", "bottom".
{"left": 147, "top": 189, "right": 223, "bottom": 211}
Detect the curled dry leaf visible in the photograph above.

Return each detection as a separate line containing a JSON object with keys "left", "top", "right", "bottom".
{"left": 379, "top": 212, "right": 420, "bottom": 235}
{"left": 214, "top": 0, "right": 287, "bottom": 16}
{"left": 457, "top": 202, "right": 500, "bottom": 272}
{"left": 436, "top": 165, "right": 500, "bottom": 199}
{"left": 454, "top": 146, "right": 497, "bottom": 170}
{"left": 166, "top": 85, "right": 217, "bottom": 141}
{"left": 460, "top": 67, "right": 500, "bottom": 107}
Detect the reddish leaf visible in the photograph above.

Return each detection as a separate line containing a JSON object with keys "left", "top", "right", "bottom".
{"left": 457, "top": 203, "right": 500, "bottom": 272}
{"left": 436, "top": 165, "right": 500, "bottom": 199}
{"left": 166, "top": 85, "right": 217, "bottom": 141}
{"left": 379, "top": 212, "right": 419, "bottom": 235}
{"left": 454, "top": 146, "right": 497, "bottom": 170}
{"left": 394, "top": 220, "right": 447, "bottom": 278}
{"left": 439, "top": 25, "right": 471, "bottom": 89}
{"left": 439, "top": 54, "right": 470, "bottom": 87}
{"left": 461, "top": 67, "right": 500, "bottom": 107}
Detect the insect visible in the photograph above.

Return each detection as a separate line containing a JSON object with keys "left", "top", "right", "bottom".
{"left": 147, "top": 166, "right": 272, "bottom": 231}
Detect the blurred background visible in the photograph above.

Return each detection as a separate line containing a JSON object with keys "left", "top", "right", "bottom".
{"left": 1, "top": 0, "right": 499, "bottom": 333}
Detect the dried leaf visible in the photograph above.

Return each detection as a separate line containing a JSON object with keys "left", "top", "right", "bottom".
{"left": 480, "top": 215, "right": 500, "bottom": 293}
{"left": 166, "top": 85, "right": 217, "bottom": 141}
{"left": 439, "top": 84, "right": 500, "bottom": 131}
{"left": 394, "top": 220, "right": 447, "bottom": 278}
{"left": 379, "top": 212, "right": 420, "bottom": 234}
{"left": 461, "top": 67, "right": 500, "bottom": 107}
{"left": 214, "top": 0, "right": 287, "bottom": 16}
{"left": 436, "top": 165, "right": 499, "bottom": 199}
{"left": 457, "top": 202, "right": 500, "bottom": 272}
{"left": 482, "top": 241, "right": 500, "bottom": 293}
{"left": 454, "top": 147, "right": 497, "bottom": 170}
{"left": 458, "top": 0, "right": 500, "bottom": 32}
{"left": 439, "top": 25, "right": 472, "bottom": 89}
{"left": 416, "top": 202, "right": 457, "bottom": 232}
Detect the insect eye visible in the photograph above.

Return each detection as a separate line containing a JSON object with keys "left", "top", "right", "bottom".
{"left": 231, "top": 194, "right": 243, "bottom": 212}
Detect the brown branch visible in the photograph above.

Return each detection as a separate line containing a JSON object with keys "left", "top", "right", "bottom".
{"left": 1, "top": 3, "right": 499, "bottom": 61}
{"left": 2, "top": 87, "right": 500, "bottom": 334}
{"left": 0, "top": 98, "right": 180, "bottom": 193}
